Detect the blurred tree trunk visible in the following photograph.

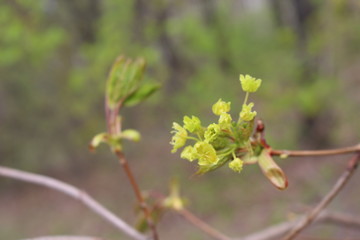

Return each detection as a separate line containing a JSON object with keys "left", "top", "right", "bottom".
{"left": 199, "top": 0, "right": 234, "bottom": 73}
{"left": 61, "top": 0, "right": 101, "bottom": 44}
{"left": 271, "top": 0, "right": 334, "bottom": 148}
{"left": 133, "top": 0, "right": 148, "bottom": 43}
{"left": 153, "top": 1, "right": 193, "bottom": 95}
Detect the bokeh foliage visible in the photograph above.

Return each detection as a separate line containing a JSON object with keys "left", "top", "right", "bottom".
{"left": 1, "top": 0, "right": 360, "bottom": 171}
{"left": 1, "top": 1, "right": 360, "bottom": 239}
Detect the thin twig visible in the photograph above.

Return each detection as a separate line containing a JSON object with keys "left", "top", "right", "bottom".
{"left": 237, "top": 210, "right": 360, "bottom": 240}
{"left": 115, "top": 150, "right": 159, "bottom": 240}
{"left": 105, "top": 102, "right": 158, "bottom": 240}
{"left": 0, "top": 166, "right": 148, "bottom": 240}
{"left": 177, "top": 208, "right": 231, "bottom": 240}
{"left": 281, "top": 153, "right": 360, "bottom": 240}
{"left": 23, "top": 237, "right": 104, "bottom": 240}
{"left": 271, "top": 144, "right": 360, "bottom": 157}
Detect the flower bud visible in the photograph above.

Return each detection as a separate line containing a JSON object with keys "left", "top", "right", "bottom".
{"left": 229, "top": 158, "right": 244, "bottom": 173}
{"left": 183, "top": 115, "right": 202, "bottom": 133}
{"left": 240, "top": 102, "right": 257, "bottom": 121}
{"left": 212, "top": 99, "right": 231, "bottom": 115}
{"left": 239, "top": 74, "right": 262, "bottom": 93}
{"left": 170, "top": 122, "right": 188, "bottom": 153}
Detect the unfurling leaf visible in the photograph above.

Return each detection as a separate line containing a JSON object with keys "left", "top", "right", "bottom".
{"left": 258, "top": 148, "right": 288, "bottom": 190}
{"left": 106, "top": 56, "right": 146, "bottom": 108}
{"left": 123, "top": 82, "right": 161, "bottom": 107}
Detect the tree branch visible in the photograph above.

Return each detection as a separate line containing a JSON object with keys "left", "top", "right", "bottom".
{"left": 271, "top": 144, "right": 360, "bottom": 157}
{"left": 23, "top": 237, "right": 104, "bottom": 240}
{"left": 177, "top": 208, "right": 231, "bottom": 240}
{"left": 0, "top": 166, "right": 148, "bottom": 240}
{"left": 281, "top": 153, "right": 360, "bottom": 240}
{"left": 115, "top": 150, "right": 159, "bottom": 240}
{"left": 237, "top": 210, "right": 360, "bottom": 240}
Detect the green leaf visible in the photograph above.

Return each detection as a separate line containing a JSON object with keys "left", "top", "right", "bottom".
{"left": 106, "top": 56, "right": 146, "bottom": 108}
{"left": 123, "top": 82, "right": 161, "bottom": 107}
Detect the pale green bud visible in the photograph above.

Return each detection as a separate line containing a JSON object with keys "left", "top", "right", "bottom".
{"left": 89, "top": 132, "right": 108, "bottom": 151}
{"left": 258, "top": 148, "right": 288, "bottom": 190}
{"left": 183, "top": 115, "right": 202, "bottom": 133}
{"left": 239, "top": 74, "right": 262, "bottom": 93}
{"left": 194, "top": 141, "right": 218, "bottom": 166}
{"left": 170, "top": 122, "right": 188, "bottom": 153}
{"left": 212, "top": 99, "right": 231, "bottom": 115}
{"left": 180, "top": 146, "right": 197, "bottom": 162}
{"left": 229, "top": 158, "right": 244, "bottom": 173}
{"left": 121, "top": 129, "right": 141, "bottom": 142}
{"left": 240, "top": 102, "right": 257, "bottom": 121}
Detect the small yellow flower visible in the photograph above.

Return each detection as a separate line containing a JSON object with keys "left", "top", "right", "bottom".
{"left": 229, "top": 158, "right": 244, "bottom": 173}
{"left": 170, "top": 122, "right": 188, "bottom": 153}
{"left": 240, "top": 102, "right": 257, "bottom": 121}
{"left": 194, "top": 142, "right": 218, "bottom": 165}
{"left": 181, "top": 146, "right": 197, "bottom": 162}
{"left": 204, "top": 123, "right": 221, "bottom": 143}
{"left": 239, "top": 74, "right": 262, "bottom": 93}
{"left": 218, "top": 113, "right": 232, "bottom": 127}
{"left": 183, "top": 115, "right": 202, "bottom": 133}
{"left": 212, "top": 99, "right": 231, "bottom": 115}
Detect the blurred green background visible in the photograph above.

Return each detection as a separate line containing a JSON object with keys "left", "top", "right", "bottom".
{"left": 1, "top": 0, "right": 360, "bottom": 239}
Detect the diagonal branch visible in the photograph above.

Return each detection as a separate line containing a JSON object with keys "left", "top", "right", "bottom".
{"left": 177, "top": 208, "right": 231, "bottom": 240}
{"left": 23, "top": 237, "right": 104, "bottom": 240}
{"left": 0, "top": 166, "right": 148, "bottom": 240}
{"left": 115, "top": 150, "right": 159, "bottom": 240}
{"left": 281, "top": 153, "right": 360, "bottom": 240}
{"left": 237, "top": 210, "right": 360, "bottom": 240}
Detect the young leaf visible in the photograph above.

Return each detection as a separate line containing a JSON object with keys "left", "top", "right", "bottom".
{"left": 123, "top": 82, "right": 161, "bottom": 107}
{"left": 106, "top": 56, "right": 146, "bottom": 108}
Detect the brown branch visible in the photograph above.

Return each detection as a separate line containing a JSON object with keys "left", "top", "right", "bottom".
{"left": 271, "top": 144, "right": 360, "bottom": 157}
{"left": 23, "top": 237, "right": 104, "bottom": 240}
{"left": 177, "top": 208, "right": 231, "bottom": 240}
{"left": 323, "top": 211, "right": 360, "bottom": 229}
{"left": 237, "top": 210, "right": 360, "bottom": 240}
{"left": 115, "top": 150, "right": 159, "bottom": 240}
{"left": 0, "top": 166, "right": 148, "bottom": 240}
{"left": 281, "top": 153, "right": 360, "bottom": 240}
{"left": 105, "top": 101, "right": 158, "bottom": 240}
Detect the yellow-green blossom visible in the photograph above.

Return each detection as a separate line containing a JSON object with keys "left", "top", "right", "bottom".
{"left": 204, "top": 123, "right": 221, "bottom": 143}
{"left": 183, "top": 115, "right": 202, "bottom": 133}
{"left": 181, "top": 146, "right": 197, "bottom": 162}
{"left": 218, "top": 113, "right": 232, "bottom": 128}
{"left": 229, "top": 158, "right": 244, "bottom": 173}
{"left": 170, "top": 122, "right": 188, "bottom": 153}
{"left": 194, "top": 141, "right": 218, "bottom": 165}
{"left": 240, "top": 102, "right": 257, "bottom": 121}
{"left": 212, "top": 99, "right": 231, "bottom": 115}
{"left": 239, "top": 74, "right": 262, "bottom": 93}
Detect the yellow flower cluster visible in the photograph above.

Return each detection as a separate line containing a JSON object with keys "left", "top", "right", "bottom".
{"left": 170, "top": 73, "right": 262, "bottom": 175}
